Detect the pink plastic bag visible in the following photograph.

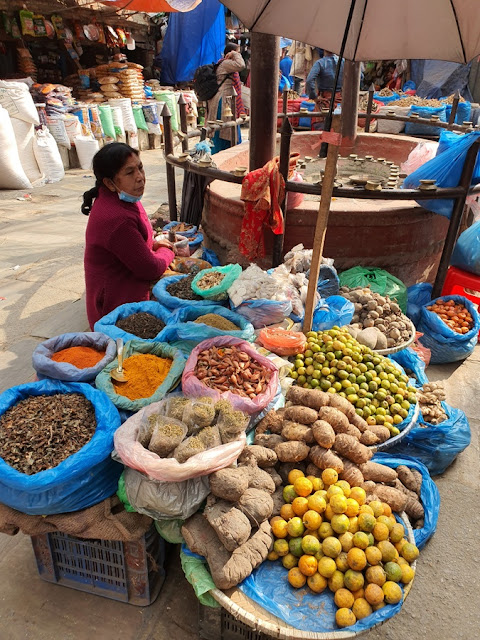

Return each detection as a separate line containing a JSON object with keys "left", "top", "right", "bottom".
{"left": 401, "top": 141, "right": 439, "bottom": 175}
{"left": 114, "top": 400, "right": 246, "bottom": 482}
{"left": 182, "top": 336, "right": 279, "bottom": 415}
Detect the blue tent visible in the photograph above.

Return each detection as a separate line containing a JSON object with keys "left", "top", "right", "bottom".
{"left": 161, "top": 0, "right": 226, "bottom": 85}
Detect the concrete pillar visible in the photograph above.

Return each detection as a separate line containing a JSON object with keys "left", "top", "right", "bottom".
{"left": 341, "top": 61, "right": 362, "bottom": 146}
{"left": 249, "top": 32, "right": 280, "bottom": 170}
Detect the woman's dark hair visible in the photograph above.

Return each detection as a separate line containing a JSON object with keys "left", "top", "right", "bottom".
{"left": 81, "top": 142, "right": 139, "bottom": 215}
{"left": 224, "top": 42, "right": 239, "bottom": 55}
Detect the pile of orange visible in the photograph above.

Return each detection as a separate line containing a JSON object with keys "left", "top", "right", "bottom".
{"left": 426, "top": 299, "right": 474, "bottom": 334}
{"left": 268, "top": 468, "right": 419, "bottom": 629}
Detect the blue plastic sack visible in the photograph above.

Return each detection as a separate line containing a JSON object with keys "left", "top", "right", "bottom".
{"left": 311, "top": 296, "right": 354, "bottom": 331}
{"left": 157, "top": 326, "right": 198, "bottom": 357}
{"left": 451, "top": 220, "right": 480, "bottom": 275}
{"left": 231, "top": 299, "right": 293, "bottom": 329}
{"left": 299, "top": 100, "right": 315, "bottom": 128}
{"left": 403, "top": 131, "right": 480, "bottom": 218}
{"left": 406, "top": 282, "right": 433, "bottom": 325}
{"left": 372, "top": 452, "right": 440, "bottom": 549}
{"left": 169, "top": 305, "right": 255, "bottom": 342}
{"left": 417, "top": 294, "right": 480, "bottom": 363}
{"left": 163, "top": 221, "right": 198, "bottom": 238}
{"left": 403, "top": 81, "right": 416, "bottom": 92}
{"left": 152, "top": 275, "right": 227, "bottom": 311}
{"left": 389, "top": 348, "right": 428, "bottom": 387}
{"left": 373, "top": 92, "right": 400, "bottom": 104}
{"left": 201, "top": 248, "right": 220, "bottom": 266}
{"left": 32, "top": 332, "right": 116, "bottom": 382}
{"left": 94, "top": 301, "right": 173, "bottom": 343}
{"left": 0, "top": 380, "right": 122, "bottom": 515}
{"left": 443, "top": 100, "right": 471, "bottom": 125}
{"left": 95, "top": 340, "right": 186, "bottom": 412}
{"left": 188, "top": 232, "right": 204, "bottom": 251}
{"left": 305, "top": 264, "right": 340, "bottom": 299}
{"left": 405, "top": 104, "right": 447, "bottom": 136}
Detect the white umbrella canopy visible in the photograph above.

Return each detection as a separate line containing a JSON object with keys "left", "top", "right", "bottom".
{"left": 222, "top": 0, "right": 480, "bottom": 63}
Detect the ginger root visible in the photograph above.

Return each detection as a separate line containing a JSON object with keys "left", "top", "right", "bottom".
{"left": 237, "top": 488, "right": 274, "bottom": 525}
{"left": 209, "top": 467, "right": 250, "bottom": 502}
{"left": 281, "top": 421, "right": 314, "bottom": 444}
{"left": 286, "top": 386, "right": 330, "bottom": 410}
{"left": 204, "top": 499, "right": 251, "bottom": 552}
{"left": 283, "top": 405, "right": 318, "bottom": 425}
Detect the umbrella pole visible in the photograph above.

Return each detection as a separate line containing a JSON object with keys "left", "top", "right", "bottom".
{"left": 303, "top": 133, "right": 341, "bottom": 332}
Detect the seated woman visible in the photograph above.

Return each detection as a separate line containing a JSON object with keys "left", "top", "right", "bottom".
{"left": 82, "top": 143, "right": 175, "bottom": 329}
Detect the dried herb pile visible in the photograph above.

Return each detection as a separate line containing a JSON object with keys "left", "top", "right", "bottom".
{"left": 116, "top": 312, "right": 166, "bottom": 339}
{"left": 166, "top": 274, "right": 203, "bottom": 300}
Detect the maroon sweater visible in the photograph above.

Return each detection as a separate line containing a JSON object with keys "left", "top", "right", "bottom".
{"left": 84, "top": 186, "right": 174, "bottom": 329}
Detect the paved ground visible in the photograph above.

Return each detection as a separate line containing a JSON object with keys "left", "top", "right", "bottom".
{"left": 0, "top": 151, "right": 479, "bottom": 639}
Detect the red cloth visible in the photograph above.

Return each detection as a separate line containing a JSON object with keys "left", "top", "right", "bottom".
{"left": 239, "top": 158, "right": 285, "bottom": 261}
{"left": 231, "top": 71, "right": 245, "bottom": 116}
{"left": 84, "top": 186, "right": 174, "bottom": 329}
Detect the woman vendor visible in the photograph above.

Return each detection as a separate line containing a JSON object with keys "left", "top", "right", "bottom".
{"left": 82, "top": 143, "right": 175, "bottom": 329}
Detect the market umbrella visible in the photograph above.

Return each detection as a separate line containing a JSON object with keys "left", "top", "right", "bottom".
{"left": 221, "top": 0, "right": 480, "bottom": 330}
{"left": 101, "top": 0, "right": 201, "bottom": 11}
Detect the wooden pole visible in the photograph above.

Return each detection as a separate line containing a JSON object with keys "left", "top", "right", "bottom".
{"left": 162, "top": 103, "right": 178, "bottom": 222}
{"left": 178, "top": 93, "right": 189, "bottom": 153}
{"left": 449, "top": 92, "right": 460, "bottom": 125}
{"left": 303, "top": 132, "right": 341, "bottom": 332}
{"left": 341, "top": 61, "right": 361, "bottom": 144}
{"left": 273, "top": 116, "right": 293, "bottom": 267}
{"left": 364, "top": 85, "right": 375, "bottom": 133}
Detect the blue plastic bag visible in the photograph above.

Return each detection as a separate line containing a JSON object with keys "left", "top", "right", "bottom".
{"left": 32, "top": 332, "right": 116, "bottom": 382}
{"left": 299, "top": 100, "right": 315, "bottom": 127}
{"left": 188, "top": 232, "right": 203, "bottom": 252}
{"left": 406, "top": 282, "right": 433, "bottom": 325}
{"left": 451, "top": 220, "right": 480, "bottom": 275}
{"left": 405, "top": 103, "right": 447, "bottom": 136}
{"left": 0, "top": 380, "right": 122, "bottom": 515}
{"left": 156, "top": 326, "right": 198, "bottom": 357}
{"left": 169, "top": 305, "right": 255, "bottom": 342}
{"left": 372, "top": 452, "right": 440, "bottom": 549}
{"left": 306, "top": 264, "right": 340, "bottom": 299}
{"left": 95, "top": 340, "right": 186, "bottom": 412}
{"left": 163, "top": 221, "right": 198, "bottom": 238}
{"left": 231, "top": 299, "right": 293, "bottom": 329}
{"left": 417, "top": 294, "right": 480, "bottom": 363}
{"left": 389, "top": 348, "right": 428, "bottom": 387}
{"left": 311, "top": 296, "right": 354, "bottom": 331}
{"left": 403, "top": 131, "right": 480, "bottom": 218}
{"left": 373, "top": 92, "right": 400, "bottom": 104}
{"left": 443, "top": 100, "right": 471, "bottom": 125}
{"left": 152, "top": 275, "right": 227, "bottom": 311}
{"left": 94, "top": 301, "right": 173, "bottom": 343}
{"left": 201, "top": 248, "right": 220, "bottom": 266}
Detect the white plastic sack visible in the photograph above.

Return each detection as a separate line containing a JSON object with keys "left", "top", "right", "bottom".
{"left": 108, "top": 98, "right": 137, "bottom": 134}
{"left": 11, "top": 118, "right": 42, "bottom": 184}
{"left": 0, "top": 106, "right": 32, "bottom": 189}
{"left": 0, "top": 80, "right": 39, "bottom": 125}
{"left": 33, "top": 127, "right": 65, "bottom": 183}
{"left": 46, "top": 117, "right": 71, "bottom": 149}
{"left": 110, "top": 106, "right": 125, "bottom": 137}
{"left": 64, "top": 116, "right": 82, "bottom": 146}
{"left": 75, "top": 136, "right": 99, "bottom": 170}
{"left": 377, "top": 105, "right": 410, "bottom": 134}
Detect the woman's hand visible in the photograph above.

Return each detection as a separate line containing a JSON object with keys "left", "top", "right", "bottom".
{"left": 153, "top": 239, "right": 174, "bottom": 251}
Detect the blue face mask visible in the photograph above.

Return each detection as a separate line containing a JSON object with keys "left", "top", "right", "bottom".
{"left": 118, "top": 190, "right": 142, "bottom": 203}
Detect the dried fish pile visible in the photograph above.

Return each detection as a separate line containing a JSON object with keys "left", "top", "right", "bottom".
{"left": 0, "top": 393, "right": 96, "bottom": 475}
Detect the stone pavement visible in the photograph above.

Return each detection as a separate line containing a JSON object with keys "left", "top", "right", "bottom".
{"left": 0, "top": 151, "right": 479, "bottom": 639}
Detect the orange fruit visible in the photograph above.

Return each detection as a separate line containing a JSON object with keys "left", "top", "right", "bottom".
{"left": 324, "top": 504, "right": 334, "bottom": 521}
{"left": 302, "top": 535, "right": 321, "bottom": 556}
{"left": 351, "top": 588, "right": 365, "bottom": 600}
{"left": 335, "top": 608, "right": 356, "bottom": 628}
{"left": 326, "top": 485, "right": 344, "bottom": 500}
{"left": 328, "top": 570, "right": 345, "bottom": 592}
{"left": 358, "top": 512, "right": 376, "bottom": 533}
{"left": 394, "top": 538, "right": 408, "bottom": 554}
{"left": 307, "top": 493, "right": 327, "bottom": 513}
{"left": 352, "top": 598, "right": 373, "bottom": 620}
{"left": 330, "top": 494, "right": 348, "bottom": 514}
{"left": 307, "top": 572, "right": 328, "bottom": 593}
{"left": 364, "top": 583, "right": 385, "bottom": 606}
{"left": 318, "top": 522, "right": 334, "bottom": 539}
{"left": 344, "top": 569, "right": 364, "bottom": 592}
{"left": 400, "top": 564, "right": 415, "bottom": 584}
{"left": 314, "top": 549, "right": 325, "bottom": 562}
{"left": 288, "top": 469, "right": 305, "bottom": 484}
{"left": 347, "top": 547, "right": 367, "bottom": 571}
{"left": 381, "top": 502, "right": 392, "bottom": 517}
{"left": 308, "top": 476, "right": 324, "bottom": 492}
{"left": 349, "top": 487, "right": 366, "bottom": 505}
{"left": 294, "top": 476, "right": 313, "bottom": 497}
{"left": 282, "top": 553, "right": 299, "bottom": 570}
{"left": 303, "top": 510, "right": 322, "bottom": 531}
{"left": 335, "top": 480, "right": 351, "bottom": 497}
{"left": 366, "top": 533, "right": 375, "bottom": 547}
{"left": 335, "top": 551, "right": 349, "bottom": 573}
{"left": 352, "top": 531, "right": 369, "bottom": 550}
{"left": 282, "top": 485, "right": 298, "bottom": 503}
{"left": 288, "top": 567, "right": 306, "bottom": 588}
{"left": 368, "top": 500, "right": 384, "bottom": 518}
{"left": 334, "top": 588, "right": 355, "bottom": 609}
{"left": 389, "top": 523, "right": 405, "bottom": 543}
{"left": 365, "top": 565, "right": 386, "bottom": 586}
{"left": 345, "top": 498, "right": 360, "bottom": 517}
{"left": 365, "top": 546, "right": 383, "bottom": 566}
{"left": 271, "top": 518, "right": 288, "bottom": 538}
{"left": 287, "top": 516, "right": 305, "bottom": 537}
{"left": 331, "top": 513, "right": 350, "bottom": 534}
{"left": 377, "top": 540, "right": 397, "bottom": 563}
{"left": 298, "top": 554, "right": 318, "bottom": 577}
{"left": 267, "top": 551, "right": 279, "bottom": 561}
{"left": 292, "top": 497, "right": 309, "bottom": 517}
{"left": 289, "top": 537, "right": 303, "bottom": 558}
{"left": 348, "top": 516, "right": 359, "bottom": 533}
{"left": 384, "top": 562, "right": 403, "bottom": 583}
{"left": 376, "top": 515, "right": 394, "bottom": 532}
{"left": 317, "top": 556, "right": 337, "bottom": 578}
{"left": 382, "top": 581, "right": 403, "bottom": 604}
{"left": 280, "top": 504, "right": 295, "bottom": 521}
{"left": 373, "top": 602, "right": 386, "bottom": 611}
{"left": 303, "top": 529, "right": 320, "bottom": 540}
{"left": 322, "top": 536, "right": 342, "bottom": 558}
{"left": 401, "top": 543, "right": 420, "bottom": 563}
{"left": 273, "top": 539, "right": 289, "bottom": 557}
{"left": 358, "top": 504, "right": 374, "bottom": 516}
{"left": 372, "top": 522, "right": 390, "bottom": 541}
{"left": 321, "top": 468, "right": 338, "bottom": 485}
{"left": 338, "top": 531, "right": 354, "bottom": 552}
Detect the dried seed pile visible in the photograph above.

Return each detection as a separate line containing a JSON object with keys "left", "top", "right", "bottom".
{"left": 116, "top": 312, "right": 165, "bottom": 339}
{"left": 0, "top": 393, "right": 96, "bottom": 475}
{"left": 196, "top": 271, "right": 225, "bottom": 290}
{"left": 194, "top": 313, "right": 239, "bottom": 331}
{"left": 390, "top": 96, "right": 443, "bottom": 108}
{"left": 166, "top": 274, "right": 203, "bottom": 300}
{"left": 194, "top": 345, "right": 271, "bottom": 398}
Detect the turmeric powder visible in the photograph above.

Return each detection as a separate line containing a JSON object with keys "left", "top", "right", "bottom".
{"left": 113, "top": 353, "right": 173, "bottom": 400}
{"left": 51, "top": 346, "right": 106, "bottom": 369}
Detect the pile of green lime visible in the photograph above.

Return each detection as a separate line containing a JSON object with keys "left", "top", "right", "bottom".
{"left": 290, "top": 327, "right": 417, "bottom": 433}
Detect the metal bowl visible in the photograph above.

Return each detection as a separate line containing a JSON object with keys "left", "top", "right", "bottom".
{"left": 374, "top": 318, "right": 417, "bottom": 356}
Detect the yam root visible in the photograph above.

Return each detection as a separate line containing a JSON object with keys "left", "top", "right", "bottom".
{"left": 281, "top": 421, "right": 314, "bottom": 444}
{"left": 410, "top": 469, "right": 423, "bottom": 496}
{"left": 317, "top": 407, "right": 350, "bottom": 434}
{"left": 327, "top": 394, "right": 357, "bottom": 421}
{"left": 254, "top": 433, "right": 284, "bottom": 450}
{"left": 275, "top": 441, "right": 310, "bottom": 463}
{"left": 366, "top": 424, "right": 391, "bottom": 443}
{"left": 255, "top": 410, "right": 284, "bottom": 435}
{"left": 349, "top": 412, "right": 368, "bottom": 433}
{"left": 242, "top": 465, "right": 276, "bottom": 494}
{"left": 204, "top": 499, "right": 251, "bottom": 552}
{"left": 263, "top": 466, "right": 283, "bottom": 489}
{"left": 283, "top": 406, "right": 318, "bottom": 425}
{"left": 364, "top": 483, "right": 407, "bottom": 513}
{"left": 393, "top": 478, "right": 424, "bottom": 520}
{"left": 209, "top": 467, "right": 249, "bottom": 502}
{"left": 305, "top": 463, "right": 323, "bottom": 478}
{"left": 309, "top": 445, "right": 344, "bottom": 473}
{"left": 360, "top": 430, "right": 381, "bottom": 446}
{"left": 312, "top": 420, "right": 336, "bottom": 449}
{"left": 237, "top": 488, "right": 274, "bottom": 525}
{"left": 359, "top": 461, "right": 398, "bottom": 485}
{"left": 397, "top": 465, "right": 422, "bottom": 494}
{"left": 339, "top": 457, "right": 364, "bottom": 486}
{"left": 271, "top": 487, "right": 284, "bottom": 517}
{"left": 182, "top": 515, "right": 272, "bottom": 589}
{"left": 333, "top": 434, "right": 373, "bottom": 464}
{"left": 238, "top": 445, "right": 277, "bottom": 468}
{"left": 286, "top": 386, "right": 330, "bottom": 411}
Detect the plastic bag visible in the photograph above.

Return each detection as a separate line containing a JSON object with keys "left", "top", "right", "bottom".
{"left": 232, "top": 299, "right": 293, "bottom": 329}
{"left": 403, "top": 131, "right": 480, "bottom": 218}
{"left": 163, "top": 221, "right": 198, "bottom": 238}
{"left": 182, "top": 337, "right": 279, "bottom": 415}
{"left": 155, "top": 518, "right": 184, "bottom": 543}
{"left": 180, "top": 546, "right": 219, "bottom": 607}
{"left": 377, "top": 105, "right": 409, "bottom": 134}
{"left": 93, "top": 300, "right": 173, "bottom": 343}
{"left": 32, "top": 332, "right": 116, "bottom": 382}
{"left": 133, "top": 105, "right": 148, "bottom": 131}
{"left": 312, "top": 295, "right": 355, "bottom": 331}
{"left": 388, "top": 347, "right": 428, "bottom": 387}
{"left": 121, "top": 466, "right": 210, "bottom": 520}
{"left": 443, "top": 100, "right": 471, "bottom": 125}
{"left": 0, "top": 380, "right": 122, "bottom": 515}
{"left": 98, "top": 104, "right": 116, "bottom": 140}
{"left": 400, "top": 141, "right": 439, "bottom": 175}
{"left": 113, "top": 399, "right": 246, "bottom": 482}
{"left": 451, "top": 220, "right": 480, "bottom": 275}
{"left": 417, "top": 294, "right": 480, "bottom": 364}
{"left": 339, "top": 266, "right": 408, "bottom": 312}
{"left": 169, "top": 305, "right": 255, "bottom": 343}
{"left": 110, "top": 106, "right": 125, "bottom": 138}
{"left": 257, "top": 327, "right": 307, "bottom": 356}
{"left": 373, "top": 91, "right": 400, "bottom": 103}
{"left": 313, "top": 264, "right": 340, "bottom": 299}
{"left": 152, "top": 275, "right": 226, "bottom": 310}
{"left": 202, "top": 248, "right": 221, "bottom": 266}
{"left": 371, "top": 453, "right": 440, "bottom": 549}
{"left": 192, "top": 264, "right": 242, "bottom": 300}
{"left": 95, "top": 340, "right": 186, "bottom": 412}
{"left": 405, "top": 104, "right": 447, "bottom": 136}
{"left": 406, "top": 282, "right": 433, "bottom": 325}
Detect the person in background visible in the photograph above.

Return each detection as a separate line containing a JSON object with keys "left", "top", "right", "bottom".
{"left": 306, "top": 50, "right": 344, "bottom": 110}
{"left": 82, "top": 143, "right": 175, "bottom": 329}
{"left": 279, "top": 49, "right": 293, "bottom": 87}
